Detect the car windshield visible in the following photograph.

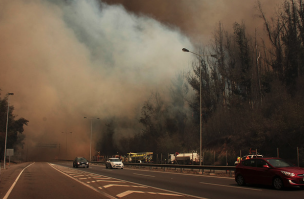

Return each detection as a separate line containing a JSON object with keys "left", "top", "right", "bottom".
{"left": 78, "top": 157, "right": 87, "bottom": 162}
{"left": 109, "top": 159, "right": 120, "bottom": 162}
{"left": 266, "top": 159, "right": 293, "bottom": 168}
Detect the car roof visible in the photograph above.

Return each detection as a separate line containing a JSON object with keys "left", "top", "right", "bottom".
{"left": 76, "top": 157, "right": 87, "bottom": 159}
{"left": 243, "top": 157, "right": 280, "bottom": 160}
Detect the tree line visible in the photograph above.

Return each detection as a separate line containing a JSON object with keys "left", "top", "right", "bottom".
{"left": 0, "top": 92, "right": 28, "bottom": 161}
{"left": 99, "top": 0, "right": 304, "bottom": 164}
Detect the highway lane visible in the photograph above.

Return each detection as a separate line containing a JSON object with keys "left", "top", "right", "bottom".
{"left": 2, "top": 162, "right": 201, "bottom": 199}
{"left": 1, "top": 161, "right": 303, "bottom": 199}
{"left": 0, "top": 162, "right": 33, "bottom": 198}
{"left": 56, "top": 161, "right": 304, "bottom": 199}
{"left": 2, "top": 162, "right": 109, "bottom": 199}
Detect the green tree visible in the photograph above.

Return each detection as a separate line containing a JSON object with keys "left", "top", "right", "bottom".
{"left": 0, "top": 93, "right": 29, "bottom": 160}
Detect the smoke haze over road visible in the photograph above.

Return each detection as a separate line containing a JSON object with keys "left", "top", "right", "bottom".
{"left": 0, "top": 0, "right": 283, "bottom": 160}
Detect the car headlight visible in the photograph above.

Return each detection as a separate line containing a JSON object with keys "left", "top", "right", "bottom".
{"left": 281, "top": 171, "right": 295, "bottom": 177}
{"left": 86, "top": 162, "right": 88, "bottom": 164}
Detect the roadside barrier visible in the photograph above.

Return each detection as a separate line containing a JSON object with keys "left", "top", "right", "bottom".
{"left": 90, "top": 161, "right": 236, "bottom": 177}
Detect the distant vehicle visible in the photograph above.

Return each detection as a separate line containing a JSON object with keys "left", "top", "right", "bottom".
{"left": 235, "top": 157, "right": 304, "bottom": 190}
{"left": 73, "top": 157, "right": 89, "bottom": 168}
{"left": 127, "top": 152, "right": 153, "bottom": 163}
{"left": 169, "top": 152, "right": 199, "bottom": 164}
{"left": 234, "top": 154, "right": 264, "bottom": 165}
{"left": 106, "top": 158, "right": 124, "bottom": 169}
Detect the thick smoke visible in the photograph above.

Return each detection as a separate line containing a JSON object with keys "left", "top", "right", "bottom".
{"left": 102, "top": 0, "right": 284, "bottom": 44}
{"left": 0, "top": 0, "right": 193, "bottom": 160}
{"left": 0, "top": 0, "right": 284, "bottom": 160}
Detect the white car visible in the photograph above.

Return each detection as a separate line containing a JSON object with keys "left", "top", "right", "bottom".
{"left": 106, "top": 158, "right": 124, "bottom": 169}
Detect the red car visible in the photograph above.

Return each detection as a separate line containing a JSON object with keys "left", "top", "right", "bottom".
{"left": 235, "top": 157, "right": 304, "bottom": 190}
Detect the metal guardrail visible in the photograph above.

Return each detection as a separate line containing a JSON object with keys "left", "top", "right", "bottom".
{"left": 124, "top": 163, "right": 236, "bottom": 170}
{"left": 90, "top": 161, "right": 236, "bottom": 172}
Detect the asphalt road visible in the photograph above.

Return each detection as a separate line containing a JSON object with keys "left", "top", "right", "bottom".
{"left": 1, "top": 161, "right": 303, "bottom": 199}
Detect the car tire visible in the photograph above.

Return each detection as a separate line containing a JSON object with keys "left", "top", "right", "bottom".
{"left": 236, "top": 175, "right": 246, "bottom": 186}
{"left": 273, "top": 177, "right": 284, "bottom": 190}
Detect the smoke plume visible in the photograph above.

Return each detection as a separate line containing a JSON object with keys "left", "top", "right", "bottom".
{"left": 0, "top": 0, "right": 283, "bottom": 160}
{"left": 0, "top": 0, "right": 193, "bottom": 160}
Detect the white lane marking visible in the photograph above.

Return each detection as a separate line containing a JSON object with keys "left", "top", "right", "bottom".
{"left": 3, "top": 162, "right": 35, "bottom": 199}
{"left": 73, "top": 175, "right": 85, "bottom": 177}
{"left": 96, "top": 180, "right": 122, "bottom": 182}
{"left": 199, "top": 182, "right": 262, "bottom": 191}
{"left": 98, "top": 187, "right": 103, "bottom": 189}
{"left": 149, "top": 192, "right": 182, "bottom": 196}
{"left": 116, "top": 190, "right": 183, "bottom": 198}
{"left": 52, "top": 163, "right": 208, "bottom": 199}
{"left": 94, "top": 178, "right": 111, "bottom": 180}
{"left": 98, "top": 172, "right": 207, "bottom": 199}
{"left": 133, "top": 173, "right": 155, "bottom": 177}
{"left": 79, "top": 178, "right": 87, "bottom": 179}
{"left": 103, "top": 184, "right": 146, "bottom": 188}
{"left": 114, "top": 166, "right": 234, "bottom": 179}
{"left": 49, "top": 163, "right": 115, "bottom": 199}
{"left": 117, "top": 190, "right": 144, "bottom": 197}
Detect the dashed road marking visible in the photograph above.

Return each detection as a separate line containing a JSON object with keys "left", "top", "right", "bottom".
{"left": 199, "top": 182, "right": 262, "bottom": 191}
{"left": 117, "top": 190, "right": 144, "bottom": 198}
{"left": 133, "top": 173, "right": 155, "bottom": 177}
{"left": 49, "top": 163, "right": 115, "bottom": 199}
{"left": 50, "top": 163, "right": 208, "bottom": 199}
{"left": 3, "top": 162, "right": 35, "bottom": 199}
{"left": 116, "top": 190, "right": 183, "bottom": 198}
{"left": 96, "top": 180, "right": 122, "bottom": 182}
{"left": 103, "top": 184, "right": 146, "bottom": 188}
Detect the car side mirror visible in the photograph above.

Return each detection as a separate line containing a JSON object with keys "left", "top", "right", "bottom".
{"left": 263, "top": 165, "right": 269, "bottom": 169}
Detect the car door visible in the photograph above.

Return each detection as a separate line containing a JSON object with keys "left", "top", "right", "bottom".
{"left": 254, "top": 159, "right": 273, "bottom": 185}
{"left": 241, "top": 159, "right": 256, "bottom": 184}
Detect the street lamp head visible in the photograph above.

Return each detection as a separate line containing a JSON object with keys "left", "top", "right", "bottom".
{"left": 84, "top": 117, "right": 87, "bottom": 119}
{"left": 182, "top": 48, "right": 189, "bottom": 52}
{"left": 8, "top": 93, "right": 14, "bottom": 95}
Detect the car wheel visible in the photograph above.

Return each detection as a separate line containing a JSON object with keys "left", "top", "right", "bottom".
{"left": 236, "top": 175, "right": 245, "bottom": 186}
{"left": 273, "top": 177, "right": 284, "bottom": 190}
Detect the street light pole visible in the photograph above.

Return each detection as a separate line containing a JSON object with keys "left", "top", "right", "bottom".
{"left": 3, "top": 93, "right": 14, "bottom": 169}
{"left": 84, "top": 117, "right": 99, "bottom": 161}
{"left": 182, "top": 48, "right": 216, "bottom": 167}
